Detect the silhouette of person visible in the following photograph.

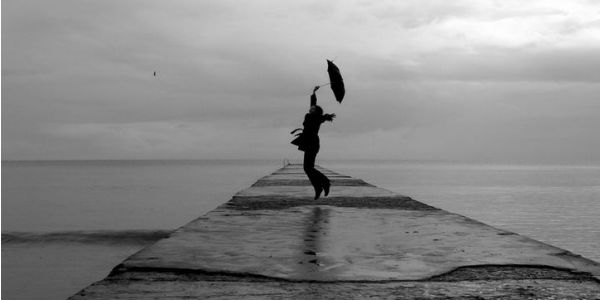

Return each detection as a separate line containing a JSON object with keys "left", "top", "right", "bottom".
{"left": 302, "top": 86, "right": 336, "bottom": 200}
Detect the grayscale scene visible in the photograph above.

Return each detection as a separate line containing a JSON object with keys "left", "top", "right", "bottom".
{"left": 2, "top": 1, "right": 600, "bottom": 299}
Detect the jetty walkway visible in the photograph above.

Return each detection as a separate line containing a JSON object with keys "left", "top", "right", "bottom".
{"left": 70, "top": 164, "right": 600, "bottom": 299}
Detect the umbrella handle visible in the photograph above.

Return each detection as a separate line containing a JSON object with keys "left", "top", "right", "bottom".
{"left": 315, "top": 83, "right": 330, "bottom": 91}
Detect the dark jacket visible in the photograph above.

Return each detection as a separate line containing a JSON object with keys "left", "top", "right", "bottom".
{"left": 301, "top": 93, "right": 328, "bottom": 151}
{"left": 302, "top": 113, "right": 324, "bottom": 151}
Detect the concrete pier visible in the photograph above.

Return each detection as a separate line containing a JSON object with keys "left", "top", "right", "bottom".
{"left": 70, "top": 164, "right": 600, "bottom": 299}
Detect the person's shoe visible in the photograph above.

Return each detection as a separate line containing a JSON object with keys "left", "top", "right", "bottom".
{"left": 314, "top": 187, "right": 323, "bottom": 200}
{"left": 323, "top": 182, "right": 330, "bottom": 197}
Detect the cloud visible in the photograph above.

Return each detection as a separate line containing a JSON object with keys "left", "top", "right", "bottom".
{"left": 355, "top": 0, "right": 475, "bottom": 28}
{"left": 3, "top": 0, "right": 600, "bottom": 162}
{"left": 418, "top": 47, "right": 600, "bottom": 82}
{"left": 32, "top": 120, "right": 291, "bottom": 159}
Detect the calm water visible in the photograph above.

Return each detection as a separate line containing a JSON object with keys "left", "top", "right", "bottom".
{"left": 2, "top": 160, "right": 600, "bottom": 299}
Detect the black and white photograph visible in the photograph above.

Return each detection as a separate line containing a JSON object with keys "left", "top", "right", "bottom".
{"left": 2, "top": 0, "right": 600, "bottom": 299}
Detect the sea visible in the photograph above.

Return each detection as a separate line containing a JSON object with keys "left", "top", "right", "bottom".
{"left": 2, "top": 159, "right": 600, "bottom": 300}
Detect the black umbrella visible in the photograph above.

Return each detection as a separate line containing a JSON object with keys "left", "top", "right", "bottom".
{"left": 326, "top": 60, "right": 345, "bottom": 103}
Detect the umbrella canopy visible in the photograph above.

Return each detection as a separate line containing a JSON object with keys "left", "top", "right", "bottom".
{"left": 327, "top": 60, "right": 345, "bottom": 103}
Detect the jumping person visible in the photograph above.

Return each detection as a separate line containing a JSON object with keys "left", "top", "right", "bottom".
{"left": 301, "top": 86, "right": 336, "bottom": 200}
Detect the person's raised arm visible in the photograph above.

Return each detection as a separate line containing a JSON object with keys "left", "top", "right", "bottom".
{"left": 310, "top": 86, "right": 319, "bottom": 107}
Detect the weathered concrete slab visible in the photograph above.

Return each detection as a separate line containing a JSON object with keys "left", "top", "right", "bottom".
{"left": 115, "top": 207, "right": 600, "bottom": 281}
{"left": 252, "top": 178, "right": 373, "bottom": 187}
{"left": 225, "top": 195, "right": 435, "bottom": 210}
{"left": 261, "top": 174, "right": 353, "bottom": 180}
{"left": 236, "top": 185, "right": 399, "bottom": 199}
{"left": 73, "top": 273, "right": 600, "bottom": 300}
{"left": 70, "top": 164, "right": 600, "bottom": 299}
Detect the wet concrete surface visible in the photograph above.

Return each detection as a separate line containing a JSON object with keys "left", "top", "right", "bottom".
{"left": 70, "top": 164, "right": 600, "bottom": 299}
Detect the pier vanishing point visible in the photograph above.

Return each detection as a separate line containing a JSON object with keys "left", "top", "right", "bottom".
{"left": 70, "top": 164, "right": 600, "bottom": 299}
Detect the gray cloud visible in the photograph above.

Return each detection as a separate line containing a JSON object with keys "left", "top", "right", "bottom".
{"left": 417, "top": 47, "right": 600, "bottom": 82}
{"left": 3, "top": 0, "right": 600, "bottom": 163}
{"left": 358, "top": 0, "right": 475, "bottom": 28}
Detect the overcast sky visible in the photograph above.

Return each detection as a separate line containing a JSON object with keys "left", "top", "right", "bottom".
{"left": 3, "top": 0, "right": 600, "bottom": 163}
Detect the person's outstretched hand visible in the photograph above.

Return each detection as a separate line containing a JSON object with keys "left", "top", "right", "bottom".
{"left": 323, "top": 113, "right": 336, "bottom": 122}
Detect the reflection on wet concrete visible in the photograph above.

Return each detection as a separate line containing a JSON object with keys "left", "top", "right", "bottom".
{"left": 297, "top": 206, "right": 331, "bottom": 278}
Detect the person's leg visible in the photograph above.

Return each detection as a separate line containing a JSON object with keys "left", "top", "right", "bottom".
{"left": 313, "top": 167, "right": 330, "bottom": 197}
{"left": 321, "top": 171, "right": 331, "bottom": 196}
{"left": 306, "top": 145, "right": 330, "bottom": 196}
{"left": 303, "top": 149, "right": 323, "bottom": 199}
